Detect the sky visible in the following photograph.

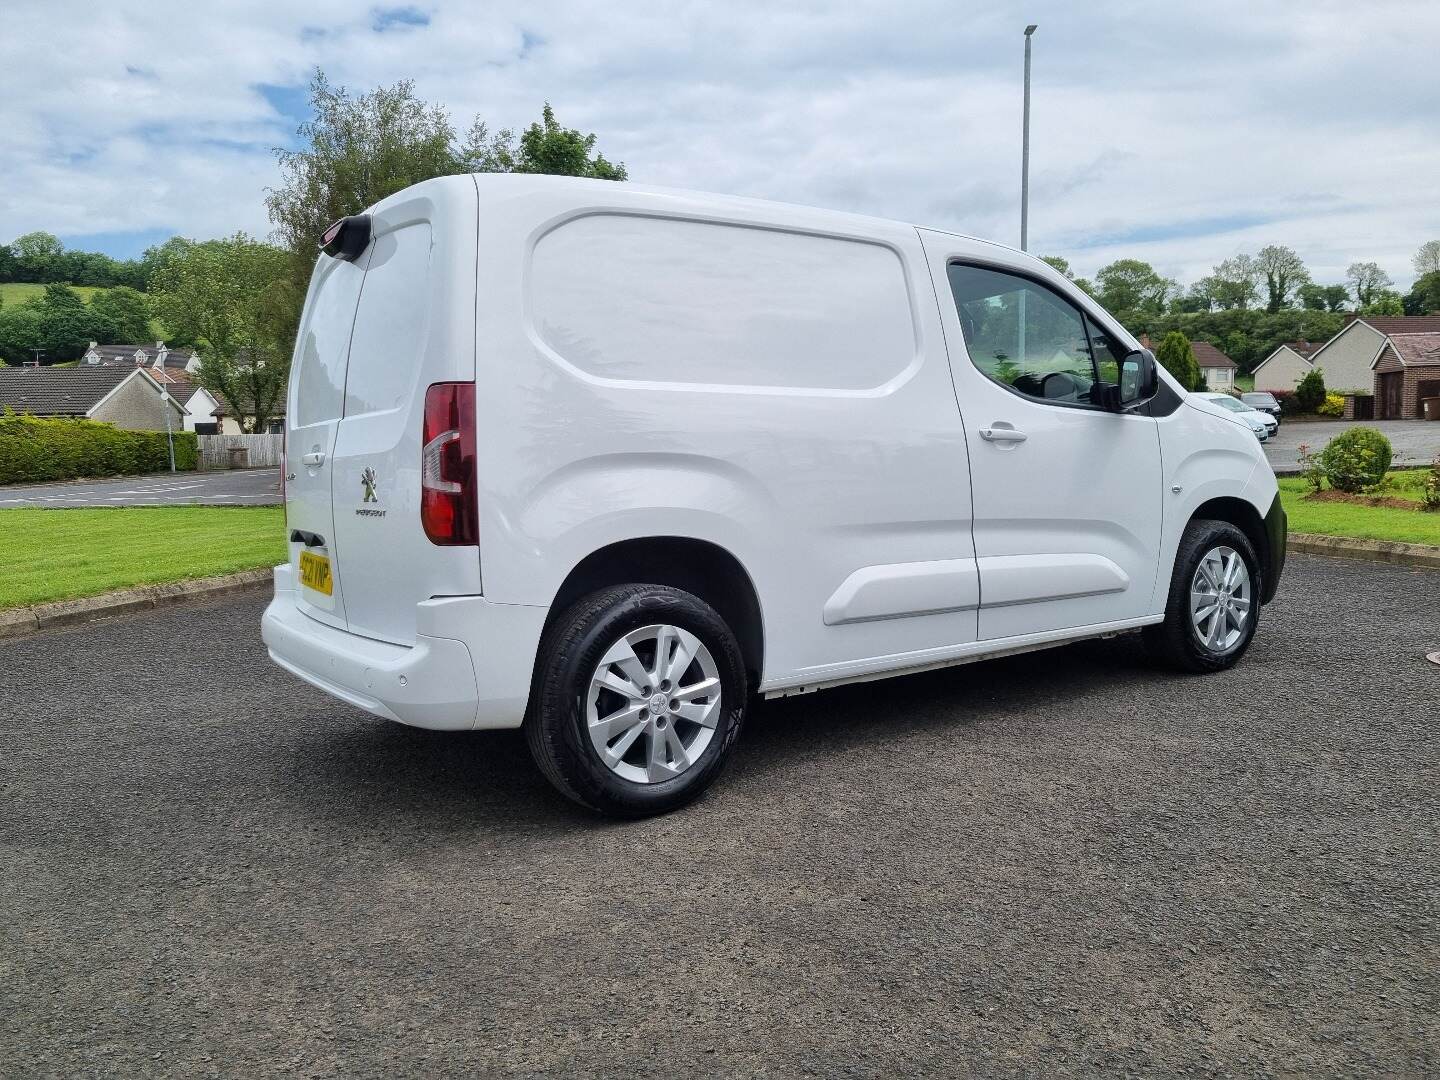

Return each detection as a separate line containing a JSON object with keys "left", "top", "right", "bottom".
{"left": 4, "top": 0, "right": 1439, "bottom": 290}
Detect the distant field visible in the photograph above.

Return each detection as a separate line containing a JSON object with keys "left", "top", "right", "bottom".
{"left": 0, "top": 282, "right": 104, "bottom": 306}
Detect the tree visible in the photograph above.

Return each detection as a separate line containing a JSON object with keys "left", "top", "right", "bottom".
{"left": 500, "top": 103, "right": 626, "bottom": 179}
{"left": 1298, "top": 282, "right": 1349, "bottom": 311}
{"left": 1403, "top": 271, "right": 1440, "bottom": 315}
{"left": 150, "top": 235, "right": 294, "bottom": 432}
{"left": 1155, "top": 330, "right": 1202, "bottom": 391}
{"left": 1294, "top": 367, "right": 1326, "bottom": 413}
{"left": 11, "top": 232, "right": 65, "bottom": 283}
{"left": 1095, "top": 259, "right": 1172, "bottom": 318}
{"left": 1414, "top": 240, "right": 1440, "bottom": 278}
{"left": 88, "top": 286, "right": 153, "bottom": 342}
{"left": 1039, "top": 255, "right": 1073, "bottom": 278}
{"left": 1345, "top": 261, "right": 1392, "bottom": 309}
{"left": 1256, "top": 245, "right": 1310, "bottom": 313}
{"left": 1361, "top": 289, "right": 1404, "bottom": 316}
{"left": 1208, "top": 255, "right": 1261, "bottom": 310}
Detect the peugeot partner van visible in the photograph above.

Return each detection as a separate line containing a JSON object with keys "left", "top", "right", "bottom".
{"left": 262, "top": 174, "right": 1286, "bottom": 817}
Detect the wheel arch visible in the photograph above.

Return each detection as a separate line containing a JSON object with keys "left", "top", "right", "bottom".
{"left": 544, "top": 536, "right": 766, "bottom": 686}
{"left": 1188, "top": 496, "right": 1274, "bottom": 602}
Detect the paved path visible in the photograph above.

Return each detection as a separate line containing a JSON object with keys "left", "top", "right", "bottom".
{"left": 4, "top": 555, "right": 1437, "bottom": 1076}
{"left": 0, "top": 468, "right": 281, "bottom": 507}
{"left": 1266, "top": 420, "right": 1440, "bottom": 474}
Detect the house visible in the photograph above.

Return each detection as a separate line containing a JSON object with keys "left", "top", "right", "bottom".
{"left": 212, "top": 388, "right": 284, "bottom": 434}
{"left": 1372, "top": 332, "right": 1440, "bottom": 419}
{"left": 1301, "top": 315, "right": 1440, "bottom": 394}
{"left": 83, "top": 341, "right": 200, "bottom": 373}
{"left": 1191, "top": 341, "right": 1237, "bottom": 390}
{"left": 1251, "top": 341, "right": 1323, "bottom": 392}
{"left": 0, "top": 365, "right": 187, "bottom": 431}
{"left": 145, "top": 365, "right": 224, "bottom": 434}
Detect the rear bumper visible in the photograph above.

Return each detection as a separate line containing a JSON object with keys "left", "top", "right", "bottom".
{"left": 261, "top": 565, "right": 547, "bottom": 731}
{"left": 1261, "top": 493, "right": 1287, "bottom": 604}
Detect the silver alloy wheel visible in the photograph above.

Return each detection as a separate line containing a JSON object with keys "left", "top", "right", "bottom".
{"left": 1190, "top": 545, "right": 1252, "bottom": 654}
{"left": 585, "top": 623, "right": 722, "bottom": 785}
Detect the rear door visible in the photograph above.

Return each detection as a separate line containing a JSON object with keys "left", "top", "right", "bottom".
{"left": 285, "top": 253, "right": 367, "bottom": 630}
{"left": 326, "top": 182, "right": 480, "bottom": 644}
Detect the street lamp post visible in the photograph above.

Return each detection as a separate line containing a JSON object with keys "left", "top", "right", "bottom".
{"left": 1021, "top": 23, "right": 1038, "bottom": 252}
{"left": 161, "top": 390, "right": 177, "bottom": 473}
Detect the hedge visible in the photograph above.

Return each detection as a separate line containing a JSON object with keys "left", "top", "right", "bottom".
{"left": 0, "top": 412, "right": 197, "bottom": 484}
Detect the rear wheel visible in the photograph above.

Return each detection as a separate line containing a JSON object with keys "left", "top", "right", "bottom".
{"left": 1145, "top": 519, "right": 1261, "bottom": 673}
{"left": 526, "top": 584, "right": 747, "bottom": 817}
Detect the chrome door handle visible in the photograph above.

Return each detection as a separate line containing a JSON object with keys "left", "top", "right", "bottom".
{"left": 979, "top": 427, "right": 1027, "bottom": 444}
{"left": 301, "top": 450, "right": 326, "bottom": 467}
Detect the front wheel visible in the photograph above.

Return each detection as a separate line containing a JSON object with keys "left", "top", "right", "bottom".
{"left": 1145, "top": 519, "right": 1261, "bottom": 673}
{"left": 526, "top": 584, "right": 748, "bottom": 817}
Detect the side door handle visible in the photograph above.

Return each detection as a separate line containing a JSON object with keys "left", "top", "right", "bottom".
{"left": 301, "top": 450, "right": 326, "bottom": 467}
{"left": 979, "top": 425, "right": 1028, "bottom": 444}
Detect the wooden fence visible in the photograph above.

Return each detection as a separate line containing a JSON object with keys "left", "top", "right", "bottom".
{"left": 198, "top": 433, "right": 285, "bottom": 470}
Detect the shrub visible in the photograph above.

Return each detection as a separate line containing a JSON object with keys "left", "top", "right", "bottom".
{"left": 0, "top": 412, "right": 197, "bottom": 485}
{"left": 1294, "top": 368, "right": 1327, "bottom": 413}
{"left": 1296, "top": 443, "right": 1324, "bottom": 493}
{"left": 1424, "top": 455, "right": 1440, "bottom": 512}
{"left": 1155, "top": 331, "right": 1203, "bottom": 392}
{"left": 1318, "top": 427, "right": 1392, "bottom": 493}
{"left": 1269, "top": 388, "right": 1296, "bottom": 414}
{"left": 1317, "top": 392, "right": 1345, "bottom": 417}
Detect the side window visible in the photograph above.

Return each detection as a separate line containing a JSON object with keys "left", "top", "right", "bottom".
{"left": 947, "top": 263, "right": 1099, "bottom": 407}
{"left": 1085, "top": 315, "right": 1127, "bottom": 387}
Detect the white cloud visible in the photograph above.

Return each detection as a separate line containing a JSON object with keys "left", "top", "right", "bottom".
{"left": 3, "top": 0, "right": 1438, "bottom": 286}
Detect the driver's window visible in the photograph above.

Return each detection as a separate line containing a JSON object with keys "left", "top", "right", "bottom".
{"left": 947, "top": 263, "right": 1099, "bottom": 407}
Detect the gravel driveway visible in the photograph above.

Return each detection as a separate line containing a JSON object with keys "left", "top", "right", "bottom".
{"left": 3, "top": 555, "right": 1437, "bottom": 1077}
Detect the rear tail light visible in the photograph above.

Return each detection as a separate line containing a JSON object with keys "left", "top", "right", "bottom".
{"left": 421, "top": 382, "right": 478, "bottom": 546}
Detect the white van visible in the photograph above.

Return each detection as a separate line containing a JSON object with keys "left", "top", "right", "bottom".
{"left": 263, "top": 174, "right": 1286, "bottom": 816}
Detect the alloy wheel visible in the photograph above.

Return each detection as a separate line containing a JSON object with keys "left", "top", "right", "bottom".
{"left": 1189, "top": 545, "right": 1252, "bottom": 654}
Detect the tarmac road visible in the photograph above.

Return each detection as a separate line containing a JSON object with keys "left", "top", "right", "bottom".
{"left": 3, "top": 554, "right": 1437, "bottom": 1077}
{"left": 0, "top": 468, "right": 282, "bottom": 507}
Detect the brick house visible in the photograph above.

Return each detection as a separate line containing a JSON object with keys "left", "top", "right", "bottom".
{"left": 1372, "top": 332, "right": 1440, "bottom": 419}
{"left": 1303, "top": 315, "right": 1440, "bottom": 395}
{"left": 0, "top": 366, "right": 187, "bottom": 431}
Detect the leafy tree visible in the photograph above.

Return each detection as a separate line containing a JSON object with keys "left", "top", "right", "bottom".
{"left": 1294, "top": 367, "right": 1326, "bottom": 413}
{"left": 1403, "top": 271, "right": 1440, "bottom": 315}
{"left": 1360, "top": 289, "right": 1404, "bottom": 316}
{"left": 1155, "top": 330, "right": 1202, "bottom": 392}
{"left": 41, "top": 282, "right": 83, "bottom": 310}
{"left": 1256, "top": 245, "right": 1310, "bottom": 313}
{"left": 1345, "top": 261, "right": 1392, "bottom": 308}
{"left": 0, "top": 306, "right": 43, "bottom": 364}
{"left": 499, "top": 103, "right": 626, "bottom": 179}
{"left": 1095, "top": 259, "right": 1173, "bottom": 318}
{"left": 1297, "top": 282, "right": 1350, "bottom": 312}
{"left": 1040, "top": 255, "right": 1073, "bottom": 278}
{"left": 150, "top": 235, "right": 294, "bottom": 432}
{"left": 1208, "top": 255, "right": 1261, "bottom": 310}
{"left": 11, "top": 232, "right": 63, "bottom": 282}
{"left": 1414, "top": 240, "right": 1440, "bottom": 278}
{"left": 88, "top": 286, "right": 153, "bottom": 342}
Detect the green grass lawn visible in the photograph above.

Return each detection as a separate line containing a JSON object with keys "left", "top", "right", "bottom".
{"left": 0, "top": 507, "right": 286, "bottom": 609}
{"left": 1279, "top": 471, "right": 1440, "bottom": 546}
{"left": 0, "top": 282, "right": 103, "bottom": 306}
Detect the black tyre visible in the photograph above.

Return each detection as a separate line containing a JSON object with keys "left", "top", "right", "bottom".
{"left": 525, "top": 583, "right": 747, "bottom": 817}
{"left": 1145, "top": 519, "right": 1262, "bottom": 673}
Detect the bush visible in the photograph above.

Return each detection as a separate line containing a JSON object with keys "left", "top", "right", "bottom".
{"left": 1294, "top": 368, "right": 1327, "bottom": 413}
{"left": 1318, "top": 427, "right": 1392, "bottom": 493}
{"left": 1317, "top": 392, "right": 1345, "bottom": 417}
{"left": 1155, "top": 331, "right": 1203, "bottom": 392}
{"left": 1424, "top": 455, "right": 1440, "bottom": 512}
{"left": 1269, "top": 389, "right": 1296, "bottom": 414}
{"left": 0, "top": 412, "right": 197, "bottom": 484}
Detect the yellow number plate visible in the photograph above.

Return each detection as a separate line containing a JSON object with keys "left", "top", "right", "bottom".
{"left": 298, "top": 550, "right": 333, "bottom": 596}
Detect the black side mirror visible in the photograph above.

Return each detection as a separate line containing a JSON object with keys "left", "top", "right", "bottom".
{"left": 1096, "top": 348, "right": 1159, "bottom": 412}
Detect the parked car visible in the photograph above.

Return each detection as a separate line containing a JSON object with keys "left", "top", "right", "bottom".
{"left": 1241, "top": 391, "right": 1283, "bottom": 425}
{"left": 1196, "top": 392, "right": 1275, "bottom": 440}
{"left": 262, "top": 175, "right": 1287, "bottom": 817}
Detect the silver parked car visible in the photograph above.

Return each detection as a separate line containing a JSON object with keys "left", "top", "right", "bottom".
{"left": 1196, "top": 392, "right": 1275, "bottom": 440}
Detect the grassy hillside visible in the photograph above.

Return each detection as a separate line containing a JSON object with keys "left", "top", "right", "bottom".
{"left": 0, "top": 282, "right": 104, "bottom": 306}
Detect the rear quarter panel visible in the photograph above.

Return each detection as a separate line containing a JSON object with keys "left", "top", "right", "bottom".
{"left": 471, "top": 177, "right": 977, "bottom": 684}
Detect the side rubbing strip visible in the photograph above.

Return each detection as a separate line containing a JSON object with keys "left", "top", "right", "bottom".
{"left": 824, "top": 559, "right": 981, "bottom": 626}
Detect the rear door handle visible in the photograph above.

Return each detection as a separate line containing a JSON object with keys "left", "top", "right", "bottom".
{"left": 979, "top": 426, "right": 1027, "bottom": 444}
{"left": 301, "top": 450, "right": 326, "bottom": 467}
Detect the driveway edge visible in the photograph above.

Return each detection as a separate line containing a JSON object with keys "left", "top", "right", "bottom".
{"left": 0, "top": 569, "right": 273, "bottom": 640}
{"left": 1289, "top": 532, "right": 1440, "bottom": 569}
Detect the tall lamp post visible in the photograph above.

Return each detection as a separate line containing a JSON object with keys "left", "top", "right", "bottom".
{"left": 161, "top": 390, "right": 177, "bottom": 473}
{"left": 1021, "top": 23, "right": 1038, "bottom": 252}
